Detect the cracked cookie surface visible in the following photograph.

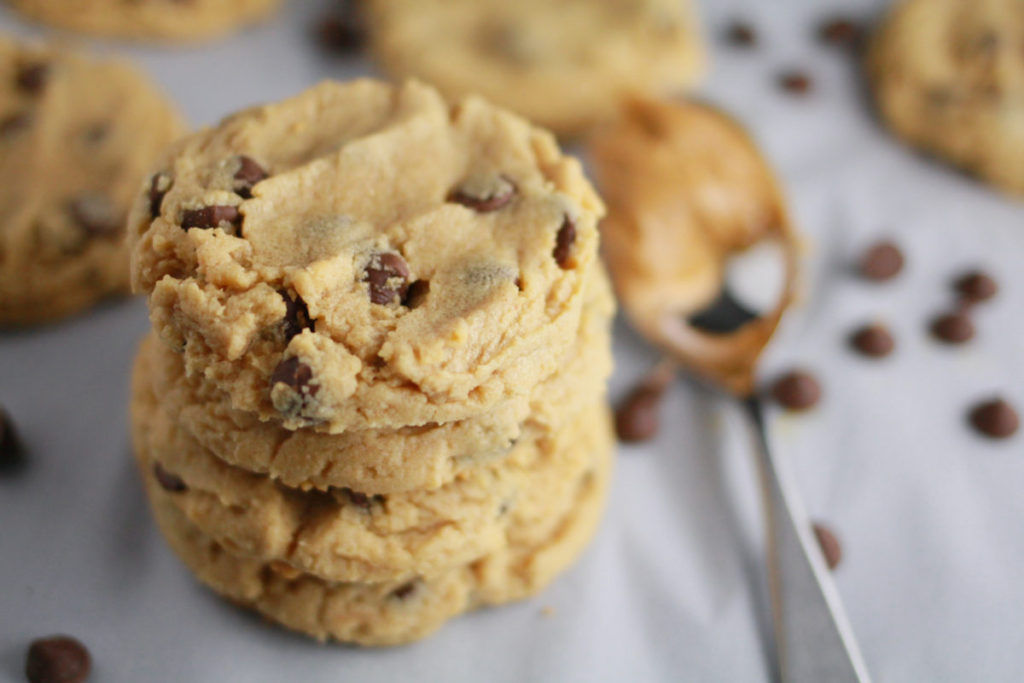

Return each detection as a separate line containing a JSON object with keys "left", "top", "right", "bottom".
{"left": 365, "top": 0, "right": 705, "bottom": 137}
{"left": 6, "top": 0, "right": 282, "bottom": 43}
{"left": 128, "top": 79, "right": 604, "bottom": 431}
{"left": 0, "top": 39, "right": 184, "bottom": 325}
{"left": 868, "top": 0, "right": 1024, "bottom": 196}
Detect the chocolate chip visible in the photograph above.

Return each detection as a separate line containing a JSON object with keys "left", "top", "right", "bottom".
{"left": 270, "top": 357, "right": 319, "bottom": 416}
{"left": 930, "top": 311, "right": 974, "bottom": 344}
{"left": 26, "top": 635, "right": 91, "bottom": 683}
{"left": 232, "top": 156, "right": 268, "bottom": 199}
{"left": 859, "top": 241, "right": 904, "bottom": 281}
{"left": 83, "top": 123, "right": 109, "bottom": 144}
{"left": 553, "top": 216, "right": 576, "bottom": 269}
{"left": 364, "top": 252, "right": 410, "bottom": 305}
{"left": 314, "top": 8, "right": 365, "bottom": 54}
{"left": 391, "top": 581, "right": 418, "bottom": 600}
{"left": 849, "top": 323, "right": 895, "bottom": 358}
{"left": 16, "top": 62, "right": 49, "bottom": 95}
{"left": 341, "top": 487, "right": 383, "bottom": 510}
{"left": 771, "top": 371, "right": 822, "bottom": 411}
{"left": 0, "top": 111, "right": 31, "bottom": 136}
{"left": 449, "top": 174, "right": 516, "bottom": 212}
{"left": 153, "top": 462, "right": 186, "bottom": 493}
{"left": 725, "top": 21, "right": 757, "bottom": 47}
{"left": 955, "top": 271, "right": 998, "bottom": 304}
{"left": 280, "top": 290, "right": 312, "bottom": 340}
{"left": 968, "top": 398, "right": 1019, "bottom": 439}
{"left": 615, "top": 385, "right": 665, "bottom": 443}
{"left": 0, "top": 407, "right": 26, "bottom": 474}
{"left": 403, "top": 279, "right": 430, "bottom": 309}
{"left": 818, "top": 17, "right": 863, "bottom": 47}
{"left": 779, "top": 70, "right": 812, "bottom": 95}
{"left": 812, "top": 523, "right": 842, "bottom": 570}
{"left": 68, "top": 195, "right": 121, "bottom": 237}
{"left": 148, "top": 172, "right": 172, "bottom": 219}
{"left": 181, "top": 205, "right": 241, "bottom": 231}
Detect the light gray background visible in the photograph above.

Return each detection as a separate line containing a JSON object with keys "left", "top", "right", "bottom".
{"left": 1, "top": 0, "right": 1022, "bottom": 681}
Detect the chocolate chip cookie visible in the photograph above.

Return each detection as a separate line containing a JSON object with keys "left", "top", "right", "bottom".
{"left": 868, "top": 0, "right": 1024, "bottom": 196}
{"left": 0, "top": 39, "right": 185, "bottom": 326}
{"left": 365, "top": 0, "right": 705, "bottom": 137}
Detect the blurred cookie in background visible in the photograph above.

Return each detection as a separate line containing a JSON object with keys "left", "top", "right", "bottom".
{"left": 0, "top": 39, "right": 185, "bottom": 326}
{"left": 6, "top": 0, "right": 283, "bottom": 43}
{"left": 365, "top": 0, "right": 705, "bottom": 138}
{"left": 868, "top": 0, "right": 1024, "bottom": 197}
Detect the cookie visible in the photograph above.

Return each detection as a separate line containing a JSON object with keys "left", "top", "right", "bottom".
{"left": 868, "top": 0, "right": 1024, "bottom": 196}
{"left": 6, "top": 0, "right": 283, "bottom": 43}
{"left": 142, "top": 425, "right": 612, "bottom": 646}
{"left": 128, "top": 79, "right": 603, "bottom": 432}
{"left": 140, "top": 264, "right": 614, "bottom": 494}
{"left": 365, "top": 0, "right": 705, "bottom": 137}
{"left": 0, "top": 40, "right": 185, "bottom": 326}
{"left": 133, "top": 346, "right": 610, "bottom": 582}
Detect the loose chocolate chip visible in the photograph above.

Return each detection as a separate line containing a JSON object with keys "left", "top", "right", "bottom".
{"left": 391, "top": 581, "right": 418, "bottom": 600}
{"left": 930, "top": 311, "right": 974, "bottom": 345}
{"left": 233, "top": 156, "right": 269, "bottom": 199}
{"left": 270, "top": 357, "right": 319, "bottom": 410}
{"left": 849, "top": 323, "right": 895, "bottom": 358}
{"left": 0, "top": 407, "right": 26, "bottom": 474}
{"left": 69, "top": 195, "right": 121, "bottom": 237}
{"left": 148, "top": 172, "right": 172, "bottom": 219}
{"left": 818, "top": 17, "right": 863, "bottom": 47}
{"left": 16, "top": 62, "right": 49, "bottom": 95}
{"left": 812, "top": 523, "right": 842, "bottom": 570}
{"left": 779, "top": 70, "right": 812, "bottom": 95}
{"left": 615, "top": 385, "right": 665, "bottom": 443}
{"left": 314, "top": 10, "right": 365, "bottom": 54}
{"left": 181, "top": 205, "right": 241, "bottom": 231}
{"left": 403, "top": 279, "right": 430, "bottom": 308}
{"left": 771, "top": 371, "right": 822, "bottom": 411}
{"left": 859, "top": 241, "right": 904, "bottom": 281}
{"left": 969, "top": 398, "right": 1019, "bottom": 439}
{"left": 153, "top": 462, "right": 186, "bottom": 493}
{"left": 725, "top": 21, "right": 757, "bottom": 47}
{"left": 364, "top": 252, "right": 410, "bottom": 305}
{"left": 280, "top": 290, "right": 312, "bottom": 340}
{"left": 553, "top": 216, "right": 576, "bottom": 269}
{"left": 449, "top": 175, "right": 517, "bottom": 212}
{"left": 955, "top": 271, "right": 998, "bottom": 304}
{"left": 26, "top": 635, "right": 91, "bottom": 683}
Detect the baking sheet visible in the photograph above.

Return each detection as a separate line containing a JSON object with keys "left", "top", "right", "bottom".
{"left": 1, "top": 0, "right": 1023, "bottom": 681}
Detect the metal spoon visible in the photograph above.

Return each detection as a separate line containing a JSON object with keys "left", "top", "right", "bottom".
{"left": 590, "top": 98, "right": 871, "bottom": 682}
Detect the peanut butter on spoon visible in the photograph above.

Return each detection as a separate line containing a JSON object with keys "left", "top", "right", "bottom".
{"left": 589, "top": 97, "right": 799, "bottom": 396}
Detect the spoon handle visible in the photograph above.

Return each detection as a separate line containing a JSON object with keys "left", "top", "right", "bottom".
{"left": 743, "top": 397, "right": 873, "bottom": 683}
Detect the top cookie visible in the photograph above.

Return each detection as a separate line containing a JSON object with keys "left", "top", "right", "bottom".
{"left": 365, "top": 0, "right": 704, "bottom": 137}
{"left": 128, "top": 79, "right": 603, "bottom": 433}
{"left": 0, "top": 39, "right": 185, "bottom": 325}
{"left": 6, "top": 0, "right": 283, "bottom": 43}
{"left": 868, "top": 0, "right": 1024, "bottom": 196}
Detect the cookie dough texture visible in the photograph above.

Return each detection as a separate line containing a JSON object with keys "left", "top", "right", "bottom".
{"left": 144, "top": 430, "right": 611, "bottom": 647}
{"left": 0, "top": 39, "right": 184, "bottom": 326}
{"left": 868, "top": 0, "right": 1024, "bottom": 196}
{"left": 129, "top": 79, "right": 604, "bottom": 432}
{"left": 365, "top": 0, "right": 705, "bottom": 137}
{"left": 6, "top": 0, "right": 282, "bottom": 43}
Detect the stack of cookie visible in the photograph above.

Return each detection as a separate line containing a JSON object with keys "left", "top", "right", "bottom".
{"left": 127, "top": 79, "right": 615, "bottom": 646}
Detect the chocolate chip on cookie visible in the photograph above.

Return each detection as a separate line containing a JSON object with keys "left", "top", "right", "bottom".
{"left": 859, "top": 241, "right": 904, "bottom": 281}
{"left": 968, "top": 398, "right": 1019, "bottom": 439}
{"left": 849, "top": 323, "right": 895, "bottom": 358}
{"left": 954, "top": 270, "right": 997, "bottom": 304}
{"left": 270, "top": 357, "right": 320, "bottom": 416}
{"left": 69, "top": 194, "right": 121, "bottom": 237}
{"left": 771, "top": 370, "right": 822, "bottom": 411}
{"left": 148, "top": 172, "right": 173, "bottom": 219}
{"left": 0, "top": 407, "right": 26, "bottom": 474}
{"left": 364, "top": 252, "right": 410, "bottom": 305}
{"left": 280, "top": 290, "right": 312, "bottom": 340}
{"left": 181, "top": 205, "right": 241, "bottom": 231}
{"left": 390, "top": 581, "right": 419, "bottom": 601}
{"left": 232, "top": 156, "right": 269, "bottom": 199}
{"left": 16, "top": 62, "right": 49, "bottom": 94}
{"left": 403, "top": 279, "right": 430, "bottom": 308}
{"left": 153, "top": 462, "right": 187, "bottom": 493}
{"left": 930, "top": 311, "right": 975, "bottom": 344}
{"left": 0, "top": 111, "right": 31, "bottom": 136}
{"left": 25, "top": 635, "right": 91, "bottom": 683}
{"left": 341, "top": 487, "right": 384, "bottom": 510}
{"left": 449, "top": 173, "right": 516, "bottom": 212}
{"left": 553, "top": 216, "right": 576, "bottom": 268}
